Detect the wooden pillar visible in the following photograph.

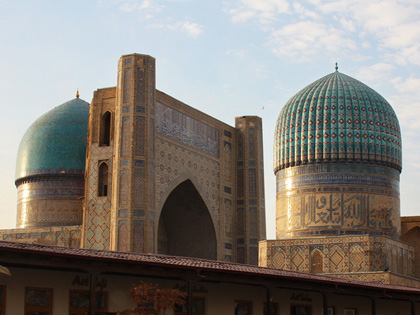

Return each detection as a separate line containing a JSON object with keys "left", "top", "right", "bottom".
{"left": 187, "top": 280, "right": 193, "bottom": 315}
{"left": 322, "top": 293, "right": 328, "bottom": 315}
{"left": 371, "top": 298, "right": 376, "bottom": 315}
{"left": 89, "top": 273, "right": 95, "bottom": 315}
{"left": 266, "top": 287, "right": 272, "bottom": 315}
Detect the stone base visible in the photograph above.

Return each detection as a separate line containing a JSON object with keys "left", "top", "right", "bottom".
{"left": 327, "top": 271, "right": 420, "bottom": 288}
{"left": 259, "top": 235, "right": 414, "bottom": 277}
{"left": 0, "top": 225, "right": 81, "bottom": 248}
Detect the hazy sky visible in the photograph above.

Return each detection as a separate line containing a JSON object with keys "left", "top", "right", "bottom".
{"left": 1, "top": 0, "right": 420, "bottom": 239}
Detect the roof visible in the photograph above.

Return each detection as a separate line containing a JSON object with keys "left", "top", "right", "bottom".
{"left": 15, "top": 98, "right": 89, "bottom": 181}
{"left": 1, "top": 240, "right": 420, "bottom": 296}
{"left": 274, "top": 71, "right": 402, "bottom": 173}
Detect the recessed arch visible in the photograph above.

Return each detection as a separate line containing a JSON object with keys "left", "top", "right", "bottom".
{"left": 157, "top": 179, "right": 217, "bottom": 260}
{"left": 98, "top": 162, "right": 109, "bottom": 197}
{"left": 310, "top": 249, "right": 323, "bottom": 273}
{"left": 99, "top": 111, "right": 113, "bottom": 146}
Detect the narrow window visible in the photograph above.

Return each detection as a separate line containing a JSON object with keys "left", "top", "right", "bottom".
{"left": 100, "top": 111, "right": 112, "bottom": 146}
{"left": 98, "top": 162, "right": 109, "bottom": 197}
{"left": 25, "top": 287, "right": 53, "bottom": 315}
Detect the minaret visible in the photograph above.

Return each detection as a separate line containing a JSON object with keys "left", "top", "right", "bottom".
{"left": 111, "top": 54, "right": 157, "bottom": 252}
{"left": 235, "top": 116, "right": 266, "bottom": 265}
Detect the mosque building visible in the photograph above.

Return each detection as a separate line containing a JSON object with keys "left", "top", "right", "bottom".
{"left": 2, "top": 53, "right": 266, "bottom": 266}
{"left": 1, "top": 53, "right": 420, "bottom": 288}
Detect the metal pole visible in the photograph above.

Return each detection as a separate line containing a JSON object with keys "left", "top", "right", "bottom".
{"left": 411, "top": 300, "right": 416, "bottom": 315}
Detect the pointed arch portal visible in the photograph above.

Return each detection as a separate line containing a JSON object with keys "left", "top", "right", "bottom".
{"left": 158, "top": 180, "right": 217, "bottom": 260}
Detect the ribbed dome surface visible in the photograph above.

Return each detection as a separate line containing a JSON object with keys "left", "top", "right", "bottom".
{"left": 15, "top": 98, "right": 90, "bottom": 180}
{"left": 274, "top": 71, "right": 401, "bottom": 173}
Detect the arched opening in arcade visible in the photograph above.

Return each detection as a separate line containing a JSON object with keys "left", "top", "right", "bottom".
{"left": 157, "top": 179, "right": 217, "bottom": 260}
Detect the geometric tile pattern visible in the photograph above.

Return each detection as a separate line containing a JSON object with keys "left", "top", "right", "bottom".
{"left": 155, "top": 138, "right": 221, "bottom": 235}
{"left": 274, "top": 71, "right": 401, "bottom": 173}
{"left": 260, "top": 235, "right": 414, "bottom": 277}
{"left": 83, "top": 143, "right": 112, "bottom": 250}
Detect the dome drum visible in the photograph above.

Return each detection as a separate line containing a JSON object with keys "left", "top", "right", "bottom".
{"left": 276, "top": 163, "right": 401, "bottom": 240}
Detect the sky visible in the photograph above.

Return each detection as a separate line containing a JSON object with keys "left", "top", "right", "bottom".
{"left": 1, "top": 0, "right": 420, "bottom": 239}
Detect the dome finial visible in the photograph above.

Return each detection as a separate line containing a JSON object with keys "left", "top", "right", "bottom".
{"left": 335, "top": 62, "right": 338, "bottom": 72}
{"left": 76, "top": 89, "right": 80, "bottom": 98}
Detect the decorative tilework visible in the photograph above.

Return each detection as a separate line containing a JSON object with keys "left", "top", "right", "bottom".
{"left": 349, "top": 243, "right": 364, "bottom": 272}
{"left": 121, "top": 117, "right": 131, "bottom": 157}
{"left": 118, "top": 221, "right": 128, "bottom": 252}
{"left": 291, "top": 246, "right": 305, "bottom": 271}
{"left": 237, "top": 247, "right": 245, "bottom": 264}
{"left": 248, "top": 128, "right": 256, "bottom": 158}
{"left": 224, "top": 199, "right": 233, "bottom": 238}
{"left": 136, "top": 66, "right": 145, "bottom": 105}
{"left": 274, "top": 71, "right": 401, "bottom": 172}
{"left": 156, "top": 102, "right": 219, "bottom": 157}
{"left": 133, "top": 220, "right": 144, "bottom": 252}
{"left": 237, "top": 169, "right": 244, "bottom": 198}
{"left": 123, "top": 68, "right": 133, "bottom": 103}
{"left": 149, "top": 118, "right": 155, "bottom": 158}
{"left": 133, "top": 169, "right": 145, "bottom": 206}
{"left": 155, "top": 138, "right": 220, "bottom": 233}
{"left": 276, "top": 162, "right": 400, "bottom": 239}
{"left": 237, "top": 208, "right": 245, "bottom": 236}
{"left": 223, "top": 141, "right": 232, "bottom": 183}
{"left": 261, "top": 235, "right": 414, "bottom": 278}
{"left": 119, "top": 170, "right": 129, "bottom": 207}
{"left": 148, "top": 221, "right": 155, "bottom": 252}
{"left": 237, "top": 130, "right": 244, "bottom": 160}
{"left": 248, "top": 169, "right": 257, "bottom": 197}
{"left": 249, "top": 247, "right": 258, "bottom": 265}
{"left": 135, "top": 116, "right": 145, "bottom": 156}
{"left": 329, "top": 244, "right": 344, "bottom": 273}
{"left": 249, "top": 207, "right": 258, "bottom": 237}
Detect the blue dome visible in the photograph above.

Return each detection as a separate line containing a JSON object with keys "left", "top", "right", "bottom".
{"left": 15, "top": 97, "right": 90, "bottom": 181}
{"left": 274, "top": 71, "right": 402, "bottom": 173}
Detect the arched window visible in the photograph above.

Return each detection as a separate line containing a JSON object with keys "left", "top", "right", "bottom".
{"left": 98, "top": 162, "right": 109, "bottom": 197}
{"left": 310, "top": 249, "right": 323, "bottom": 273}
{"left": 100, "top": 111, "right": 112, "bottom": 146}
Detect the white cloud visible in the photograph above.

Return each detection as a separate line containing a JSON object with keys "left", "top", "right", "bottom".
{"left": 269, "top": 21, "right": 357, "bottom": 62}
{"left": 149, "top": 20, "right": 204, "bottom": 38}
{"left": 117, "top": 0, "right": 164, "bottom": 16}
{"left": 172, "top": 21, "right": 204, "bottom": 38}
{"left": 292, "top": 3, "right": 319, "bottom": 20}
{"left": 225, "top": 0, "right": 420, "bottom": 66}
{"left": 356, "top": 63, "right": 395, "bottom": 85}
{"left": 227, "top": 0, "right": 290, "bottom": 24}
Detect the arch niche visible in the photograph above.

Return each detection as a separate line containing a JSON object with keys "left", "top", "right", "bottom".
{"left": 157, "top": 179, "right": 217, "bottom": 260}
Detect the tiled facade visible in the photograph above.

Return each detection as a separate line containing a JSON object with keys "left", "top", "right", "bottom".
{"left": 79, "top": 54, "right": 266, "bottom": 264}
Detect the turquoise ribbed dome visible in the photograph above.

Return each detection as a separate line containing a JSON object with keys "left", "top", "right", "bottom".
{"left": 15, "top": 97, "right": 90, "bottom": 181}
{"left": 274, "top": 71, "right": 401, "bottom": 173}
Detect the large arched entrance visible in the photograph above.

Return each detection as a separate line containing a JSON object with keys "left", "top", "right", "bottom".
{"left": 158, "top": 179, "right": 217, "bottom": 260}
